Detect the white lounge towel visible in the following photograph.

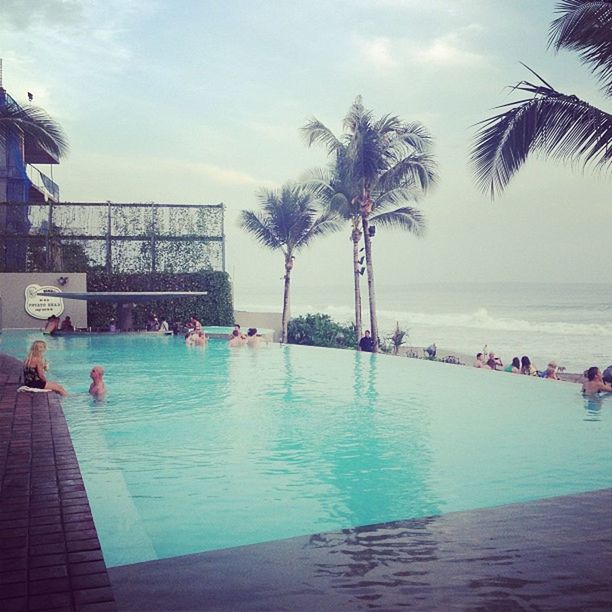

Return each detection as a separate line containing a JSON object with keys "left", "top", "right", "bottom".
{"left": 17, "top": 386, "right": 51, "bottom": 393}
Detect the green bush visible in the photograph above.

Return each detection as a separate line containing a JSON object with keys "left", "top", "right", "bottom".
{"left": 86, "top": 271, "right": 233, "bottom": 330}
{"left": 287, "top": 313, "right": 357, "bottom": 349}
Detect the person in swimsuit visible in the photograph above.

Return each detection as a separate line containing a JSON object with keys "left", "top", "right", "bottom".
{"left": 23, "top": 341, "right": 68, "bottom": 396}
{"left": 582, "top": 367, "right": 612, "bottom": 395}
{"left": 89, "top": 366, "right": 106, "bottom": 397}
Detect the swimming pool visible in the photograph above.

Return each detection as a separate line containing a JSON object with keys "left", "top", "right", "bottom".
{"left": 1, "top": 330, "right": 610, "bottom": 567}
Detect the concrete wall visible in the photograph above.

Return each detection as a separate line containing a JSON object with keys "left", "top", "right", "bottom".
{"left": 234, "top": 310, "right": 282, "bottom": 342}
{"left": 0, "top": 273, "right": 87, "bottom": 329}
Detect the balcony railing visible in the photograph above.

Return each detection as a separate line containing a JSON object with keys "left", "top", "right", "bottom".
{"left": 27, "top": 165, "right": 60, "bottom": 201}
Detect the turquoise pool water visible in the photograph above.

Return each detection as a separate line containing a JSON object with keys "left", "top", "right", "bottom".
{"left": 1, "top": 330, "right": 610, "bottom": 567}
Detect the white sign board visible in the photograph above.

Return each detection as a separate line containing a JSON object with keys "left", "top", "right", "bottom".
{"left": 24, "top": 284, "right": 65, "bottom": 319}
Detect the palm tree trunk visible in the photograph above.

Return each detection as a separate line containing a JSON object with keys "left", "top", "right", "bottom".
{"left": 361, "top": 215, "right": 378, "bottom": 352}
{"left": 281, "top": 255, "right": 293, "bottom": 343}
{"left": 351, "top": 222, "right": 363, "bottom": 345}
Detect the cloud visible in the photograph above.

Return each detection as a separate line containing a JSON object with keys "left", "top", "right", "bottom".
{"left": 0, "top": 0, "right": 84, "bottom": 31}
{"left": 353, "top": 25, "right": 487, "bottom": 72}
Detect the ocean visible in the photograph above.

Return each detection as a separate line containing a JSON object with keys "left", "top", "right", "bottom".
{"left": 235, "top": 282, "right": 612, "bottom": 373}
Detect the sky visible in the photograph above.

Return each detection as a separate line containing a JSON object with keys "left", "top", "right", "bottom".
{"left": 1, "top": 0, "right": 610, "bottom": 308}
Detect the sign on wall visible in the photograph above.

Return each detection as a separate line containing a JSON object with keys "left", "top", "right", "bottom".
{"left": 24, "top": 284, "right": 65, "bottom": 319}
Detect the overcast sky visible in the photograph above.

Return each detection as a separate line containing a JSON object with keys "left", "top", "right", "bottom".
{"left": 1, "top": 0, "right": 610, "bottom": 305}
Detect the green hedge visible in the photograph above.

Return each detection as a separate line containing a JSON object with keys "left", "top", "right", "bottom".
{"left": 287, "top": 313, "right": 357, "bottom": 349}
{"left": 86, "top": 271, "right": 233, "bottom": 330}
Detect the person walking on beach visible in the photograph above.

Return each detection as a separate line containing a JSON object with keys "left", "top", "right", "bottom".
{"left": 582, "top": 367, "right": 612, "bottom": 395}
{"left": 359, "top": 330, "right": 375, "bottom": 352}
{"left": 23, "top": 341, "right": 68, "bottom": 396}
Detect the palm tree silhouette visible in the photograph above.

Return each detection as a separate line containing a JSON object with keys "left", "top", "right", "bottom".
{"left": 472, "top": 0, "right": 611, "bottom": 199}
{"left": 240, "top": 182, "right": 340, "bottom": 343}
{"left": 303, "top": 97, "right": 437, "bottom": 351}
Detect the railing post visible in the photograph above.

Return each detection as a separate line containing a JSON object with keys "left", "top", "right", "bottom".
{"left": 151, "top": 202, "right": 156, "bottom": 273}
{"left": 106, "top": 201, "right": 112, "bottom": 273}
{"left": 45, "top": 200, "right": 52, "bottom": 271}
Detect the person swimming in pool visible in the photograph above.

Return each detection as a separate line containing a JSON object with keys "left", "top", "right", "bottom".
{"left": 582, "top": 367, "right": 612, "bottom": 396}
{"left": 228, "top": 329, "right": 246, "bottom": 347}
{"left": 89, "top": 365, "right": 106, "bottom": 397}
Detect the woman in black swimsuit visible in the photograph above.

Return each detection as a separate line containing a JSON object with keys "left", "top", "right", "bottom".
{"left": 23, "top": 341, "right": 68, "bottom": 396}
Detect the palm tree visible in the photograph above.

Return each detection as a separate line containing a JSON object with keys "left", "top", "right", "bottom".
{"left": 0, "top": 93, "right": 69, "bottom": 159}
{"left": 303, "top": 97, "right": 437, "bottom": 351}
{"left": 239, "top": 182, "right": 340, "bottom": 343}
{"left": 472, "top": 0, "right": 612, "bottom": 199}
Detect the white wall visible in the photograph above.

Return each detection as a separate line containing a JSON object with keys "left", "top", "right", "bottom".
{"left": 0, "top": 272, "right": 87, "bottom": 329}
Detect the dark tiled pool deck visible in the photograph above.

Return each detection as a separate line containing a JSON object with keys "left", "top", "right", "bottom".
{"left": 0, "top": 376, "right": 116, "bottom": 611}
{"left": 1, "top": 376, "right": 611, "bottom": 611}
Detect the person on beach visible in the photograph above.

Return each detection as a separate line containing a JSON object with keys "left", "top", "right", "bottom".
{"left": 359, "top": 330, "right": 375, "bottom": 352}
{"left": 486, "top": 352, "right": 503, "bottom": 370}
{"left": 23, "top": 341, "right": 68, "bottom": 396}
{"left": 89, "top": 366, "right": 106, "bottom": 397}
{"left": 228, "top": 329, "right": 246, "bottom": 347}
{"left": 544, "top": 361, "right": 560, "bottom": 380}
{"left": 246, "top": 328, "right": 261, "bottom": 347}
{"left": 520, "top": 356, "right": 537, "bottom": 376}
{"left": 474, "top": 353, "right": 491, "bottom": 369}
{"left": 504, "top": 357, "right": 521, "bottom": 374}
{"left": 582, "top": 367, "right": 612, "bottom": 395}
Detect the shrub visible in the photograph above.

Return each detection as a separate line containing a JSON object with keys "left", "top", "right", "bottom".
{"left": 86, "top": 271, "right": 233, "bottom": 330}
{"left": 287, "top": 313, "right": 357, "bottom": 349}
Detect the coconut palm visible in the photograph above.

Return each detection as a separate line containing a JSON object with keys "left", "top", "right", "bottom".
{"left": 239, "top": 182, "right": 340, "bottom": 343}
{"left": 0, "top": 94, "right": 69, "bottom": 159}
{"left": 472, "top": 0, "right": 612, "bottom": 199}
{"left": 303, "top": 97, "right": 437, "bottom": 351}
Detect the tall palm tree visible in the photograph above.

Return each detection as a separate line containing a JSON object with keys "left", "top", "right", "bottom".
{"left": 472, "top": 0, "right": 612, "bottom": 199}
{"left": 239, "top": 182, "right": 340, "bottom": 343}
{"left": 303, "top": 97, "right": 437, "bottom": 351}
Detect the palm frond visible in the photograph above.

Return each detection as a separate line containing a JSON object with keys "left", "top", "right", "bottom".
{"left": 238, "top": 209, "right": 283, "bottom": 250}
{"left": 0, "top": 102, "right": 69, "bottom": 158}
{"left": 377, "top": 153, "right": 439, "bottom": 193}
{"left": 301, "top": 118, "right": 343, "bottom": 154}
{"left": 549, "top": 0, "right": 612, "bottom": 95}
{"left": 472, "top": 77, "right": 612, "bottom": 198}
{"left": 298, "top": 211, "right": 342, "bottom": 249}
{"left": 370, "top": 206, "right": 426, "bottom": 236}
{"left": 372, "top": 186, "right": 421, "bottom": 211}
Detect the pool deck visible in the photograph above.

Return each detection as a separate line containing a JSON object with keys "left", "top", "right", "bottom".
{"left": 0, "top": 375, "right": 116, "bottom": 611}
{"left": 1, "top": 377, "right": 611, "bottom": 611}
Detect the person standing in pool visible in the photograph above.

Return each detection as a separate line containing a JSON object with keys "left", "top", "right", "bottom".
{"left": 582, "top": 367, "right": 612, "bottom": 395}
{"left": 23, "top": 341, "right": 68, "bottom": 396}
{"left": 89, "top": 366, "right": 106, "bottom": 397}
{"left": 246, "top": 328, "right": 261, "bottom": 347}
{"left": 359, "top": 330, "right": 374, "bottom": 352}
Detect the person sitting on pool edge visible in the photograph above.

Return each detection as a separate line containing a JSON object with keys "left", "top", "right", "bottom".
{"left": 582, "top": 367, "right": 612, "bottom": 395}
{"left": 473, "top": 353, "right": 491, "bottom": 369}
{"left": 89, "top": 365, "right": 106, "bottom": 397}
{"left": 23, "top": 340, "right": 68, "bottom": 396}
{"left": 60, "top": 316, "right": 74, "bottom": 332}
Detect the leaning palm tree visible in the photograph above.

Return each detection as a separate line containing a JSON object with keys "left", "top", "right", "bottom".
{"left": 239, "top": 182, "right": 340, "bottom": 343}
{"left": 303, "top": 97, "right": 437, "bottom": 351}
{"left": 472, "top": 0, "right": 612, "bottom": 199}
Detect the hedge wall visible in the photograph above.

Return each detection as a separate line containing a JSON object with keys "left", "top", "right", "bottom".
{"left": 86, "top": 271, "right": 233, "bottom": 330}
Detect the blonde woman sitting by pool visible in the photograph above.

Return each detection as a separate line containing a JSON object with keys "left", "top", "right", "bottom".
{"left": 23, "top": 340, "right": 68, "bottom": 396}
{"left": 228, "top": 329, "right": 246, "bottom": 347}
{"left": 582, "top": 367, "right": 612, "bottom": 396}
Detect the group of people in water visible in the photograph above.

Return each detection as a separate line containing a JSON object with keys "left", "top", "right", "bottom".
{"left": 184, "top": 319, "right": 262, "bottom": 348}
{"left": 43, "top": 315, "right": 75, "bottom": 334}
{"left": 473, "top": 349, "right": 612, "bottom": 396}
